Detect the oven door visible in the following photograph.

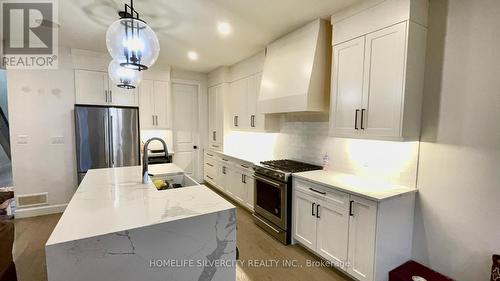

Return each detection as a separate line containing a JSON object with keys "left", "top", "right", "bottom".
{"left": 254, "top": 174, "right": 287, "bottom": 230}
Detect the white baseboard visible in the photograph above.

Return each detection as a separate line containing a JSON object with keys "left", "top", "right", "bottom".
{"left": 15, "top": 204, "right": 67, "bottom": 218}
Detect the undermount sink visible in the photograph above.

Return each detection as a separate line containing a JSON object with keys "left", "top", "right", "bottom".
{"left": 151, "top": 173, "right": 200, "bottom": 190}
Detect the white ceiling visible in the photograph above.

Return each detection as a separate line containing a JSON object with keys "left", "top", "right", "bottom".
{"left": 59, "top": 0, "right": 363, "bottom": 73}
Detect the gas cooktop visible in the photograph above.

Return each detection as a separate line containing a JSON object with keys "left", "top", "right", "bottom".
{"left": 254, "top": 159, "right": 323, "bottom": 182}
{"left": 260, "top": 159, "right": 323, "bottom": 173}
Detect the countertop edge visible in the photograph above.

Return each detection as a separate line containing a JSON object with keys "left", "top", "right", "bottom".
{"left": 45, "top": 202, "right": 236, "bottom": 247}
{"left": 292, "top": 173, "right": 417, "bottom": 202}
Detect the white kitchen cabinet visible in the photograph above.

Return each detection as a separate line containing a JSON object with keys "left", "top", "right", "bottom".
{"left": 347, "top": 195, "right": 377, "bottom": 281}
{"left": 244, "top": 174, "right": 254, "bottom": 210}
{"left": 217, "top": 157, "right": 233, "bottom": 195}
{"left": 231, "top": 165, "right": 255, "bottom": 210}
{"left": 329, "top": 20, "right": 427, "bottom": 140}
{"left": 231, "top": 170, "right": 247, "bottom": 205}
{"left": 229, "top": 79, "right": 249, "bottom": 129}
{"left": 293, "top": 189, "right": 318, "bottom": 251}
{"left": 228, "top": 73, "right": 279, "bottom": 132}
{"left": 75, "top": 69, "right": 138, "bottom": 107}
{"left": 75, "top": 70, "right": 108, "bottom": 105}
{"left": 208, "top": 84, "right": 226, "bottom": 151}
{"left": 360, "top": 23, "right": 406, "bottom": 138}
{"left": 330, "top": 37, "right": 365, "bottom": 137}
{"left": 293, "top": 177, "right": 416, "bottom": 281}
{"left": 138, "top": 79, "right": 171, "bottom": 129}
{"left": 109, "top": 81, "right": 138, "bottom": 106}
{"left": 203, "top": 151, "right": 255, "bottom": 211}
{"left": 317, "top": 198, "right": 350, "bottom": 270}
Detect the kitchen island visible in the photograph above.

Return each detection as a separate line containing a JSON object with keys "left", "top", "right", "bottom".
{"left": 45, "top": 164, "right": 236, "bottom": 281}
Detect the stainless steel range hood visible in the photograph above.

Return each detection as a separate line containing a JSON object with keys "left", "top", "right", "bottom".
{"left": 258, "top": 19, "right": 331, "bottom": 114}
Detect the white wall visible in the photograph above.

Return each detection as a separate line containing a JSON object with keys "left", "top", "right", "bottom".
{"left": 412, "top": 0, "right": 500, "bottom": 280}
{"left": 7, "top": 46, "right": 77, "bottom": 210}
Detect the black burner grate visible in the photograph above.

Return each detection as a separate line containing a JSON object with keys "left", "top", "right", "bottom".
{"left": 260, "top": 159, "right": 322, "bottom": 173}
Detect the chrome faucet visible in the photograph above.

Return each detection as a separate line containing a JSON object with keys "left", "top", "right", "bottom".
{"left": 142, "top": 137, "right": 168, "bottom": 184}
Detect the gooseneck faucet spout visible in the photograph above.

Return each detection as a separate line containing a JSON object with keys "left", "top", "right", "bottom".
{"left": 142, "top": 137, "right": 168, "bottom": 184}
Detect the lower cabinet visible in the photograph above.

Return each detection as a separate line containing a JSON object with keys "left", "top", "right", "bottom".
{"left": 317, "top": 197, "right": 350, "bottom": 270}
{"left": 293, "top": 190, "right": 318, "bottom": 250}
{"left": 347, "top": 196, "right": 377, "bottom": 281}
{"left": 203, "top": 151, "right": 254, "bottom": 211}
{"left": 293, "top": 178, "right": 414, "bottom": 281}
{"left": 294, "top": 182, "right": 350, "bottom": 270}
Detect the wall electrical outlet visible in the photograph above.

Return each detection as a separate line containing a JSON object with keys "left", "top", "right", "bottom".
{"left": 51, "top": 136, "right": 64, "bottom": 145}
{"left": 17, "top": 135, "right": 29, "bottom": 145}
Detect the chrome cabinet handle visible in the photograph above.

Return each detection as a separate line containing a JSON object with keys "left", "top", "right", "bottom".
{"left": 349, "top": 200, "right": 354, "bottom": 216}
{"left": 312, "top": 202, "right": 316, "bottom": 216}
{"left": 316, "top": 204, "right": 321, "bottom": 218}
{"left": 206, "top": 163, "right": 214, "bottom": 167}
{"left": 152, "top": 115, "right": 155, "bottom": 126}
{"left": 213, "top": 131, "right": 216, "bottom": 141}
{"left": 105, "top": 90, "right": 108, "bottom": 103}
{"left": 109, "top": 90, "right": 112, "bottom": 103}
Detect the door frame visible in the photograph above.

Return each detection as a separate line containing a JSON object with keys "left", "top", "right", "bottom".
{"left": 171, "top": 78, "right": 203, "bottom": 182}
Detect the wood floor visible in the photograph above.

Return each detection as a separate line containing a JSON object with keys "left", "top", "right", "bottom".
{"left": 12, "top": 195, "right": 350, "bottom": 281}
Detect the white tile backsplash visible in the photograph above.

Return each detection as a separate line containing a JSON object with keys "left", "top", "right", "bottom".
{"left": 225, "top": 114, "right": 419, "bottom": 187}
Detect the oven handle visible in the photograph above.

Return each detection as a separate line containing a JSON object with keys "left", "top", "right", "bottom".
{"left": 255, "top": 175, "right": 284, "bottom": 188}
{"left": 253, "top": 214, "right": 280, "bottom": 234}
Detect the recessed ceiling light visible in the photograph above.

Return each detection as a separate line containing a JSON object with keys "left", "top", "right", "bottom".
{"left": 188, "top": 51, "right": 199, "bottom": 61}
{"left": 217, "top": 21, "right": 231, "bottom": 36}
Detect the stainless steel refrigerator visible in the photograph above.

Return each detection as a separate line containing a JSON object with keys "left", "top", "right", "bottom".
{"left": 75, "top": 106, "right": 140, "bottom": 184}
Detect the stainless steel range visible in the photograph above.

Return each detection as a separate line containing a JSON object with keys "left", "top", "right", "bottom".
{"left": 253, "top": 159, "right": 322, "bottom": 244}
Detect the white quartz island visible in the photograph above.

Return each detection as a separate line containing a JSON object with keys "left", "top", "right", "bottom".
{"left": 45, "top": 164, "right": 236, "bottom": 281}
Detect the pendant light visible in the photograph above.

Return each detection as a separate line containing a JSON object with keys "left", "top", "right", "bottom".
{"left": 108, "top": 60, "right": 143, "bottom": 89}
{"left": 106, "top": 0, "right": 160, "bottom": 71}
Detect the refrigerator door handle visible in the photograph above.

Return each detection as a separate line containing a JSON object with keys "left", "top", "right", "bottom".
{"left": 109, "top": 115, "right": 114, "bottom": 166}
{"left": 103, "top": 116, "right": 109, "bottom": 166}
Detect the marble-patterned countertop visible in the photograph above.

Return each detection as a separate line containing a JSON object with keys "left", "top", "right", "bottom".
{"left": 46, "top": 164, "right": 235, "bottom": 246}
{"left": 294, "top": 170, "right": 417, "bottom": 201}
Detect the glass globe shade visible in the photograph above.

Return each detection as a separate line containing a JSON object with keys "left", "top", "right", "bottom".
{"left": 106, "top": 18, "right": 160, "bottom": 70}
{"left": 108, "top": 60, "right": 143, "bottom": 89}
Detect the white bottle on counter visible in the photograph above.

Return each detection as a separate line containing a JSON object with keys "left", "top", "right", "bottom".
{"left": 322, "top": 153, "right": 330, "bottom": 171}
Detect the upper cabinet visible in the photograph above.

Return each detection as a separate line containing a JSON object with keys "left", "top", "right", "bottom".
{"left": 138, "top": 79, "right": 172, "bottom": 130}
{"left": 329, "top": 0, "right": 428, "bottom": 141}
{"left": 228, "top": 73, "right": 279, "bottom": 132}
{"left": 75, "top": 69, "right": 138, "bottom": 107}
{"left": 259, "top": 19, "right": 331, "bottom": 114}
{"left": 208, "top": 83, "right": 226, "bottom": 151}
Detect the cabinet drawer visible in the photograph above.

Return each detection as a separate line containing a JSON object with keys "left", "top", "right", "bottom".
{"left": 234, "top": 162, "right": 253, "bottom": 174}
{"left": 204, "top": 172, "right": 216, "bottom": 185}
{"left": 205, "top": 151, "right": 216, "bottom": 159}
{"left": 294, "top": 178, "right": 349, "bottom": 210}
{"left": 204, "top": 159, "right": 217, "bottom": 175}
